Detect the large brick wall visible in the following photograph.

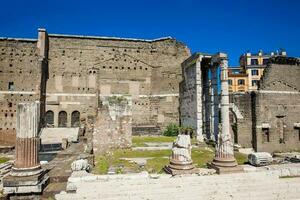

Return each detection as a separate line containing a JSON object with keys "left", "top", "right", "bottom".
{"left": 253, "top": 62, "right": 300, "bottom": 153}
{"left": 232, "top": 61, "right": 300, "bottom": 153}
{"left": 0, "top": 35, "right": 47, "bottom": 145}
{"left": 0, "top": 29, "right": 191, "bottom": 144}
{"left": 45, "top": 34, "right": 190, "bottom": 133}
{"left": 229, "top": 93, "right": 253, "bottom": 148}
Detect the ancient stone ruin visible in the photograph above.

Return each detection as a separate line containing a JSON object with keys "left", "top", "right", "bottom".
{"left": 164, "top": 132, "right": 198, "bottom": 175}
{"left": 3, "top": 102, "right": 48, "bottom": 196}
{"left": 0, "top": 28, "right": 299, "bottom": 199}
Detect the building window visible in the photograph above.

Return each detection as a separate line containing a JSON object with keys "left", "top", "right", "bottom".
{"left": 252, "top": 80, "right": 259, "bottom": 86}
{"left": 228, "top": 80, "right": 232, "bottom": 85}
{"left": 263, "top": 59, "right": 269, "bottom": 65}
{"left": 238, "top": 79, "right": 245, "bottom": 85}
{"left": 251, "top": 59, "right": 258, "bottom": 65}
{"left": 251, "top": 69, "right": 259, "bottom": 76}
{"left": 8, "top": 82, "right": 14, "bottom": 91}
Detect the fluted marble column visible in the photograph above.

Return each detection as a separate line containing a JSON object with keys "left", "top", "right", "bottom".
{"left": 212, "top": 59, "right": 237, "bottom": 168}
{"left": 13, "top": 102, "right": 41, "bottom": 173}
{"left": 210, "top": 66, "right": 219, "bottom": 141}
{"left": 195, "top": 57, "right": 204, "bottom": 142}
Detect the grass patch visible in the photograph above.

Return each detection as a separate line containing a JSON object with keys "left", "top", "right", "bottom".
{"left": 0, "top": 157, "right": 9, "bottom": 164}
{"left": 113, "top": 149, "right": 171, "bottom": 158}
{"left": 94, "top": 149, "right": 172, "bottom": 174}
{"left": 145, "top": 157, "right": 169, "bottom": 174}
{"left": 93, "top": 136, "right": 248, "bottom": 174}
{"left": 132, "top": 136, "right": 176, "bottom": 147}
{"left": 192, "top": 148, "right": 215, "bottom": 168}
{"left": 234, "top": 152, "right": 248, "bottom": 165}
{"left": 94, "top": 152, "right": 141, "bottom": 174}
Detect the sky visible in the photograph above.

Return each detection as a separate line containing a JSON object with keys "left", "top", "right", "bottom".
{"left": 0, "top": 0, "right": 299, "bottom": 66}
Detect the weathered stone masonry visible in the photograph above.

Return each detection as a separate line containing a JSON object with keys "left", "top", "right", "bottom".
{"left": 0, "top": 29, "right": 48, "bottom": 145}
{"left": 252, "top": 57, "right": 300, "bottom": 153}
{"left": 45, "top": 32, "right": 190, "bottom": 133}
{"left": 230, "top": 57, "right": 300, "bottom": 153}
{"left": 0, "top": 28, "right": 190, "bottom": 144}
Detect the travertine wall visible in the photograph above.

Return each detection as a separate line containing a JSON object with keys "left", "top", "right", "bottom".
{"left": 229, "top": 93, "right": 253, "bottom": 148}
{"left": 253, "top": 61, "right": 300, "bottom": 153}
{"left": 45, "top": 33, "right": 190, "bottom": 133}
{"left": 0, "top": 33, "right": 47, "bottom": 145}
{"left": 179, "top": 62, "right": 197, "bottom": 129}
{"left": 0, "top": 29, "right": 191, "bottom": 144}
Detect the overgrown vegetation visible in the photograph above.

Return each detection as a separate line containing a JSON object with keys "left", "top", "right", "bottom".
{"left": 132, "top": 136, "right": 176, "bottom": 147}
{"left": 145, "top": 157, "right": 169, "bottom": 173}
{"left": 163, "top": 123, "right": 180, "bottom": 136}
{"left": 162, "top": 123, "right": 195, "bottom": 137}
{"left": 93, "top": 136, "right": 248, "bottom": 174}
{"left": 107, "top": 95, "right": 127, "bottom": 106}
{"left": 234, "top": 152, "right": 248, "bottom": 165}
{"left": 0, "top": 157, "right": 9, "bottom": 164}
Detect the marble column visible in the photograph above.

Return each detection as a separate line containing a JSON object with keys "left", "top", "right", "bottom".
{"left": 203, "top": 68, "right": 211, "bottom": 140}
{"left": 210, "top": 59, "right": 240, "bottom": 173}
{"left": 3, "top": 102, "right": 49, "bottom": 195}
{"left": 164, "top": 132, "right": 199, "bottom": 175}
{"left": 13, "top": 102, "right": 41, "bottom": 172}
{"left": 195, "top": 57, "right": 204, "bottom": 142}
{"left": 210, "top": 66, "right": 219, "bottom": 141}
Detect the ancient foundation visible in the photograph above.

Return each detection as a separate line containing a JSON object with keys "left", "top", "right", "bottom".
{"left": 3, "top": 102, "right": 49, "bottom": 196}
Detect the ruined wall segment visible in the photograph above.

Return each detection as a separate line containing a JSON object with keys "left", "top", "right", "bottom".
{"left": 253, "top": 57, "right": 300, "bottom": 153}
{"left": 93, "top": 96, "right": 132, "bottom": 153}
{"left": 46, "top": 33, "right": 190, "bottom": 132}
{"left": 229, "top": 93, "right": 253, "bottom": 148}
{"left": 0, "top": 35, "right": 46, "bottom": 144}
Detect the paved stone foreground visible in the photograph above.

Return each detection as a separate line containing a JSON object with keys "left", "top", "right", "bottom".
{"left": 56, "top": 170, "right": 300, "bottom": 200}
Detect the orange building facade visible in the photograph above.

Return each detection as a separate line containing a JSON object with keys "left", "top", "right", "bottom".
{"left": 228, "top": 50, "right": 287, "bottom": 93}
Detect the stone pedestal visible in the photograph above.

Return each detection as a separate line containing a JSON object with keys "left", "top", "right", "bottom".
{"left": 3, "top": 102, "right": 49, "bottom": 195}
{"left": 164, "top": 134, "right": 199, "bottom": 175}
{"left": 209, "top": 59, "right": 243, "bottom": 174}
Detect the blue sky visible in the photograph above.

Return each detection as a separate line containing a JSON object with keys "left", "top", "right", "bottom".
{"left": 0, "top": 0, "right": 299, "bottom": 66}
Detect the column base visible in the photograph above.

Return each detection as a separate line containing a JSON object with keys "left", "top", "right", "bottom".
{"left": 3, "top": 168, "right": 49, "bottom": 195}
{"left": 164, "top": 159, "right": 199, "bottom": 175}
{"left": 208, "top": 157, "right": 243, "bottom": 174}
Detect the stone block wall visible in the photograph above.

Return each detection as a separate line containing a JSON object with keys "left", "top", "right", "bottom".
{"left": 179, "top": 62, "right": 197, "bottom": 129}
{"left": 229, "top": 93, "right": 253, "bottom": 148}
{"left": 254, "top": 92, "right": 300, "bottom": 153}
{"left": 253, "top": 62, "right": 300, "bottom": 153}
{"left": 0, "top": 33, "right": 47, "bottom": 145}
{"left": 45, "top": 33, "right": 190, "bottom": 133}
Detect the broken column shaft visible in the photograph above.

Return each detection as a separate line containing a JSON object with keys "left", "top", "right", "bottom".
{"left": 14, "top": 102, "right": 40, "bottom": 170}
{"left": 3, "top": 102, "right": 48, "bottom": 195}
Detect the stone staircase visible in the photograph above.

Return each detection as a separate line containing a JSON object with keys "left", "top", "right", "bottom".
{"left": 55, "top": 171, "right": 300, "bottom": 200}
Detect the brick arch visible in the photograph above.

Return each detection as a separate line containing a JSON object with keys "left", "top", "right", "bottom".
{"left": 58, "top": 111, "right": 67, "bottom": 127}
